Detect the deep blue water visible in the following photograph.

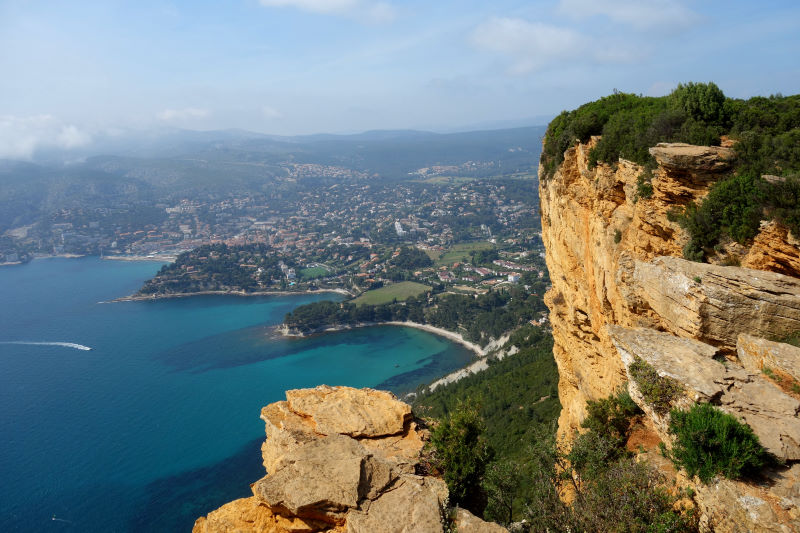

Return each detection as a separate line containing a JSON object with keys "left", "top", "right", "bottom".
{"left": 0, "top": 257, "right": 474, "bottom": 532}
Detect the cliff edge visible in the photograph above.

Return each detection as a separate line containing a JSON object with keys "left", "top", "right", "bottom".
{"left": 193, "top": 385, "right": 505, "bottom": 533}
{"left": 540, "top": 138, "right": 800, "bottom": 531}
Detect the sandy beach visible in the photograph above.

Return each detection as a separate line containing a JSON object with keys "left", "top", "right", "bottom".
{"left": 278, "top": 320, "right": 486, "bottom": 357}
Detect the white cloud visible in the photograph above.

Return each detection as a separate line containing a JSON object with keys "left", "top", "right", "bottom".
{"left": 156, "top": 107, "right": 210, "bottom": 121}
{"left": 471, "top": 18, "right": 587, "bottom": 74}
{"left": 0, "top": 115, "right": 92, "bottom": 159}
{"left": 258, "top": 0, "right": 395, "bottom": 23}
{"left": 471, "top": 16, "right": 645, "bottom": 74}
{"left": 557, "top": 0, "right": 698, "bottom": 32}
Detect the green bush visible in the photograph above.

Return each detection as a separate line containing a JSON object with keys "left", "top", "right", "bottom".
{"left": 666, "top": 403, "right": 773, "bottom": 483}
{"left": 523, "top": 404, "right": 696, "bottom": 532}
{"left": 636, "top": 173, "right": 654, "bottom": 200}
{"left": 581, "top": 388, "right": 641, "bottom": 446}
{"left": 766, "top": 175, "right": 800, "bottom": 238}
{"left": 540, "top": 87, "right": 800, "bottom": 256}
{"left": 428, "top": 399, "right": 494, "bottom": 515}
{"left": 629, "top": 357, "right": 683, "bottom": 414}
{"left": 674, "top": 173, "right": 766, "bottom": 259}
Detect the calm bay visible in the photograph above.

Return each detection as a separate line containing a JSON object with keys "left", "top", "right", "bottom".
{"left": 0, "top": 257, "right": 473, "bottom": 531}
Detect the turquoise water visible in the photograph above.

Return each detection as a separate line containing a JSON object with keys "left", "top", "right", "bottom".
{"left": 0, "top": 257, "right": 474, "bottom": 532}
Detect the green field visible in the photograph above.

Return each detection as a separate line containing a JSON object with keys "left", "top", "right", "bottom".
{"left": 300, "top": 266, "right": 329, "bottom": 279}
{"left": 435, "top": 241, "right": 494, "bottom": 266}
{"left": 352, "top": 281, "right": 431, "bottom": 306}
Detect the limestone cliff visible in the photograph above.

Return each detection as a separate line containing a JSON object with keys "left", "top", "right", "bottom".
{"left": 540, "top": 138, "right": 800, "bottom": 531}
{"left": 193, "top": 386, "right": 505, "bottom": 533}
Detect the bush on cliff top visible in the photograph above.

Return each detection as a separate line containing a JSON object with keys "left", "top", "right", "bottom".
{"left": 427, "top": 398, "right": 494, "bottom": 515}
{"left": 541, "top": 84, "right": 800, "bottom": 256}
{"left": 665, "top": 403, "right": 774, "bottom": 483}
{"left": 541, "top": 83, "right": 800, "bottom": 180}
{"left": 628, "top": 357, "right": 684, "bottom": 414}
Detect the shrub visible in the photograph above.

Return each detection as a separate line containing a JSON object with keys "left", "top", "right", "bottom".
{"left": 581, "top": 388, "right": 641, "bottom": 446}
{"left": 524, "top": 403, "right": 696, "bottom": 532}
{"left": 429, "top": 399, "right": 494, "bottom": 514}
{"left": 636, "top": 173, "right": 654, "bottom": 200}
{"left": 628, "top": 357, "right": 683, "bottom": 414}
{"left": 614, "top": 229, "right": 622, "bottom": 243}
{"left": 666, "top": 403, "right": 773, "bottom": 482}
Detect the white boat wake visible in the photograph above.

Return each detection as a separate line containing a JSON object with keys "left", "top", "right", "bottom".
{"left": 0, "top": 341, "right": 92, "bottom": 351}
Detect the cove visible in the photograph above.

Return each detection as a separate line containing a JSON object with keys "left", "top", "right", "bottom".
{"left": 0, "top": 257, "right": 474, "bottom": 531}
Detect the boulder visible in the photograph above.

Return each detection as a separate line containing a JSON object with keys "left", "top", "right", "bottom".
{"left": 648, "top": 143, "right": 734, "bottom": 175}
{"left": 192, "top": 497, "right": 332, "bottom": 533}
{"left": 261, "top": 387, "right": 425, "bottom": 475}
{"left": 286, "top": 386, "right": 411, "bottom": 438}
{"left": 738, "top": 334, "right": 800, "bottom": 383}
{"left": 253, "top": 435, "right": 397, "bottom": 524}
{"left": 626, "top": 256, "right": 800, "bottom": 350}
{"left": 345, "top": 476, "right": 447, "bottom": 533}
{"left": 454, "top": 507, "right": 509, "bottom": 533}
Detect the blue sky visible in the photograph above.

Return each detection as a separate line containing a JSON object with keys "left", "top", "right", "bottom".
{"left": 0, "top": 0, "right": 799, "bottom": 157}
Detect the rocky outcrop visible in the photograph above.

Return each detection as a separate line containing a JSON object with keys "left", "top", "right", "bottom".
{"left": 623, "top": 256, "right": 800, "bottom": 349}
{"left": 742, "top": 221, "right": 800, "bottom": 278}
{"left": 540, "top": 139, "right": 800, "bottom": 439}
{"left": 609, "top": 326, "right": 800, "bottom": 532}
{"left": 541, "top": 139, "right": 800, "bottom": 531}
{"left": 649, "top": 143, "right": 735, "bottom": 175}
{"left": 610, "top": 326, "right": 800, "bottom": 461}
{"left": 738, "top": 334, "right": 800, "bottom": 383}
{"left": 194, "top": 386, "right": 505, "bottom": 533}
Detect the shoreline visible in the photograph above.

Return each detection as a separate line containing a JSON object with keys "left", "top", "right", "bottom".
{"left": 278, "top": 320, "right": 486, "bottom": 357}
{"left": 102, "top": 254, "right": 177, "bottom": 262}
{"left": 111, "top": 287, "right": 352, "bottom": 303}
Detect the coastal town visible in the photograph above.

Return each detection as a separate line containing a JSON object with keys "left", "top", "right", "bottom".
{"left": 123, "top": 177, "right": 548, "bottom": 301}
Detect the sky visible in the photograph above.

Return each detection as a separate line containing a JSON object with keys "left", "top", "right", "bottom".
{"left": 1, "top": 0, "right": 799, "bottom": 158}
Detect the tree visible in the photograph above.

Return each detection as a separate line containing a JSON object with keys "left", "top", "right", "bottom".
{"left": 483, "top": 459, "right": 524, "bottom": 525}
{"left": 429, "top": 399, "right": 494, "bottom": 515}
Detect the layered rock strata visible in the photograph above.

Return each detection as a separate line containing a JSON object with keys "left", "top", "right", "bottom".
{"left": 540, "top": 139, "right": 800, "bottom": 531}
{"left": 539, "top": 138, "right": 800, "bottom": 438}
{"left": 194, "top": 386, "right": 504, "bottom": 533}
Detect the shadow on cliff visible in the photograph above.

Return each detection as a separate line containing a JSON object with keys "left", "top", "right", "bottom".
{"left": 128, "top": 438, "right": 264, "bottom": 532}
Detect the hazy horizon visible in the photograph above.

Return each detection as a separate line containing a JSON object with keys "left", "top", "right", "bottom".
{"left": 2, "top": 0, "right": 799, "bottom": 159}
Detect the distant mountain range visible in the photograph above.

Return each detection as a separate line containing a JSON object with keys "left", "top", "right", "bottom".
{"left": 0, "top": 125, "right": 546, "bottom": 232}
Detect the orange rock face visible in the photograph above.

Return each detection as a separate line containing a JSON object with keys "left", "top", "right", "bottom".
{"left": 539, "top": 139, "right": 800, "bottom": 439}
{"left": 541, "top": 139, "right": 800, "bottom": 532}
{"left": 193, "top": 386, "right": 506, "bottom": 533}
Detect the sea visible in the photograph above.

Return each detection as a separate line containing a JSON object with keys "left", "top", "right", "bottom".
{"left": 0, "top": 257, "right": 474, "bottom": 532}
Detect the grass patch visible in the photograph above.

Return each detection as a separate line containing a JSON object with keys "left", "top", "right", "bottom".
{"left": 299, "top": 266, "right": 329, "bottom": 280}
{"left": 422, "top": 249, "right": 443, "bottom": 261}
{"left": 351, "top": 281, "right": 431, "bottom": 306}
{"left": 777, "top": 330, "right": 800, "bottom": 348}
{"left": 436, "top": 241, "right": 494, "bottom": 267}
{"left": 629, "top": 357, "right": 683, "bottom": 414}
{"left": 665, "top": 403, "right": 773, "bottom": 483}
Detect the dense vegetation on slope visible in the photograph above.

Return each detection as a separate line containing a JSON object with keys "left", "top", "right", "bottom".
{"left": 540, "top": 83, "right": 800, "bottom": 259}
{"left": 666, "top": 403, "right": 774, "bottom": 483}
{"left": 414, "top": 325, "right": 560, "bottom": 459}
{"left": 139, "top": 243, "right": 290, "bottom": 294}
{"left": 284, "top": 283, "right": 548, "bottom": 344}
{"left": 420, "top": 368, "right": 696, "bottom": 530}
